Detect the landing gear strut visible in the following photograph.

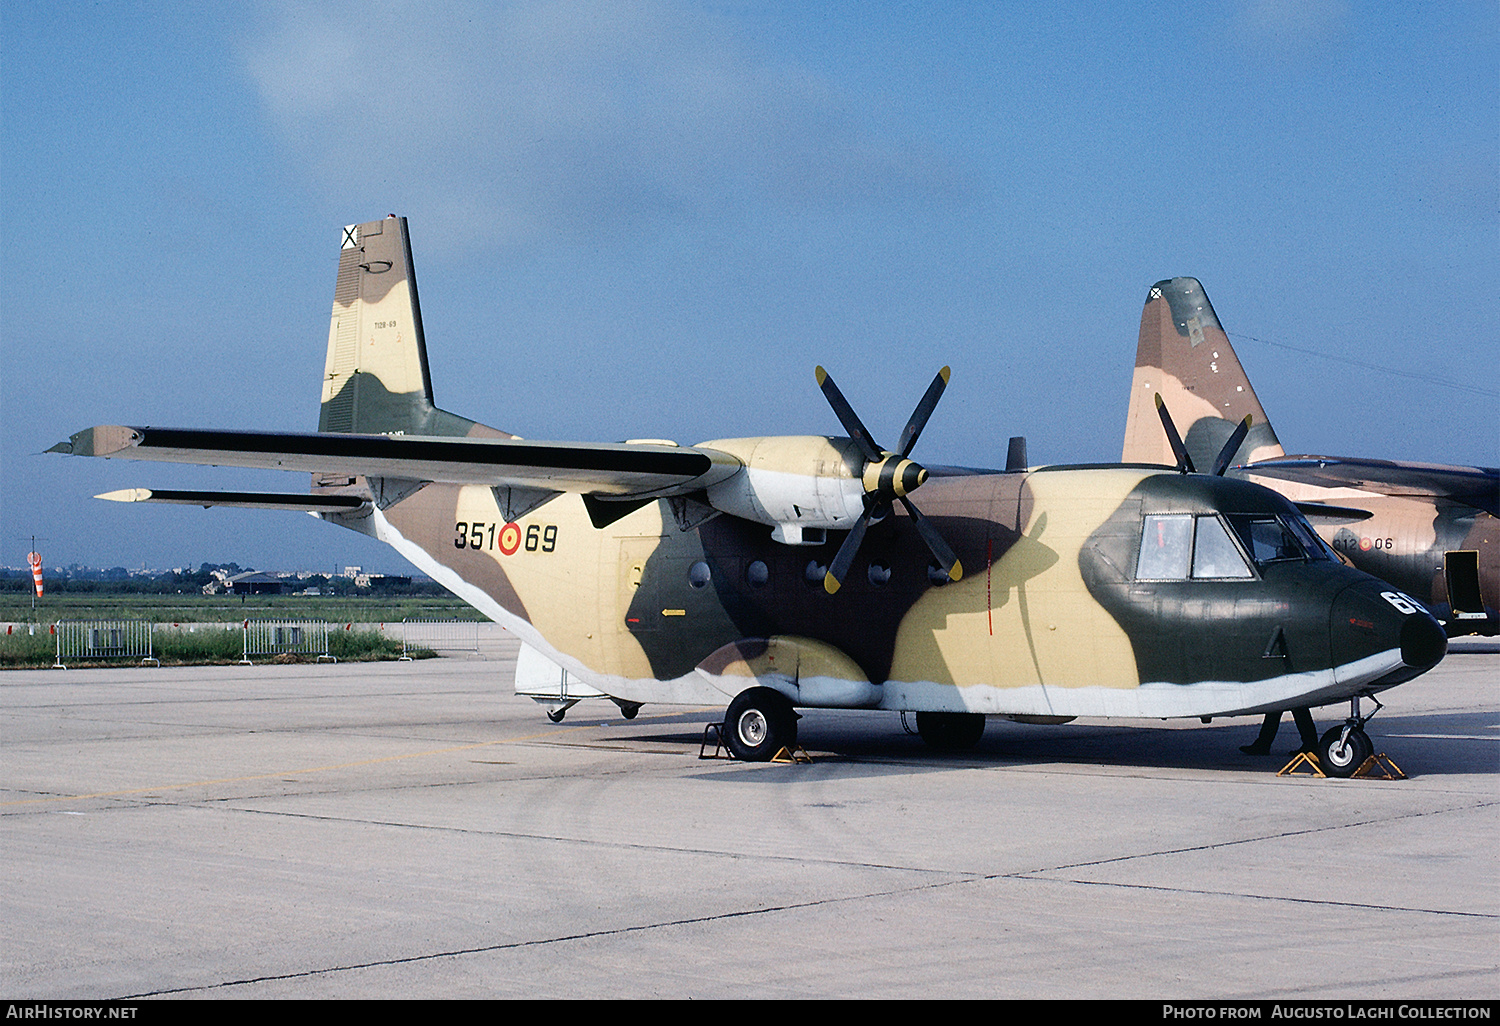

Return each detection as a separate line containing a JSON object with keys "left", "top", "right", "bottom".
{"left": 1317, "top": 694, "right": 1381, "bottom": 778}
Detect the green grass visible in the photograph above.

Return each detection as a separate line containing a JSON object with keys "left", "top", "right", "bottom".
{"left": 0, "top": 623, "right": 431, "bottom": 669}
{"left": 0, "top": 592, "right": 467, "bottom": 668}
{"left": 0, "top": 592, "right": 478, "bottom": 626}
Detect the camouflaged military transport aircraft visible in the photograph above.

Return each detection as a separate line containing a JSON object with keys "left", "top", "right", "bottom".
{"left": 1122, "top": 277, "right": 1498, "bottom": 639}
{"left": 51, "top": 219, "right": 1449, "bottom": 775}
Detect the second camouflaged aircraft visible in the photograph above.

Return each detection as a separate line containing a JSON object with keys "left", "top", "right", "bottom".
{"left": 1122, "top": 277, "right": 1498, "bottom": 637}
{"left": 52, "top": 218, "right": 1448, "bottom": 774}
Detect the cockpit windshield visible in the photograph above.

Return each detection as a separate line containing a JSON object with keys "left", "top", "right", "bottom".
{"left": 1134, "top": 510, "right": 1332, "bottom": 581}
{"left": 1224, "top": 512, "right": 1333, "bottom": 568}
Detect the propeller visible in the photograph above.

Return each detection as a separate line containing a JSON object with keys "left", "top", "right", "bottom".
{"left": 1154, "top": 394, "right": 1252, "bottom": 477}
{"left": 816, "top": 366, "right": 963, "bottom": 594}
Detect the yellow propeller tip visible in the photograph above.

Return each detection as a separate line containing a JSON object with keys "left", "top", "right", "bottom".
{"left": 823, "top": 574, "right": 841, "bottom": 595}
{"left": 814, "top": 366, "right": 828, "bottom": 385}
{"left": 949, "top": 563, "right": 963, "bottom": 582}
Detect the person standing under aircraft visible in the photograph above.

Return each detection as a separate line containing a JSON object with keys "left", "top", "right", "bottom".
{"left": 1239, "top": 707, "right": 1317, "bottom": 756}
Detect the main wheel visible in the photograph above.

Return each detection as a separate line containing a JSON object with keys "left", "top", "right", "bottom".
{"left": 724, "top": 687, "right": 798, "bottom": 762}
{"left": 916, "top": 711, "right": 986, "bottom": 751}
{"left": 1318, "top": 725, "right": 1373, "bottom": 778}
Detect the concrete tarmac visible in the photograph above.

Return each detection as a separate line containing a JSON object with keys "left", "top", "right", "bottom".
{"left": 3, "top": 632, "right": 1496, "bottom": 1000}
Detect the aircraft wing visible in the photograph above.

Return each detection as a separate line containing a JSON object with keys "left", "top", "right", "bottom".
{"left": 51, "top": 426, "right": 740, "bottom": 499}
{"left": 1245, "top": 456, "right": 1499, "bottom": 517}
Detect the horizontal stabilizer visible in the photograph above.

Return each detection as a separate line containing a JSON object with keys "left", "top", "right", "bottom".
{"left": 54, "top": 426, "right": 740, "bottom": 499}
{"left": 1293, "top": 501, "right": 1376, "bottom": 523}
{"left": 1247, "top": 457, "right": 1499, "bottom": 517}
{"left": 96, "top": 488, "right": 367, "bottom": 511}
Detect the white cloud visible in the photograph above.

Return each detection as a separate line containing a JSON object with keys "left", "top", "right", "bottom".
{"left": 243, "top": 0, "right": 967, "bottom": 251}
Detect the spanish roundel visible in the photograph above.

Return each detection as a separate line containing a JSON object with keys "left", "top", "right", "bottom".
{"left": 498, "top": 522, "right": 522, "bottom": 555}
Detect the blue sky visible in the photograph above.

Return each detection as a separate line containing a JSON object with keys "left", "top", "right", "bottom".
{"left": 3, "top": 1, "right": 1495, "bottom": 574}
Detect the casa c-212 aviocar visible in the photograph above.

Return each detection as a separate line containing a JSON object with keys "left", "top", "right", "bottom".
{"left": 51, "top": 217, "right": 1448, "bottom": 775}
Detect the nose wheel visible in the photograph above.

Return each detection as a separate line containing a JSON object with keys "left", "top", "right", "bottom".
{"left": 1318, "top": 724, "right": 1373, "bottom": 777}
{"left": 1316, "top": 695, "right": 1381, "bottom": 778}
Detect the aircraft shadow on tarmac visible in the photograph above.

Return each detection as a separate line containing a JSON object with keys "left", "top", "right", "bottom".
{"left": 595, "top": 706, "right": 1496, "bottom": 780}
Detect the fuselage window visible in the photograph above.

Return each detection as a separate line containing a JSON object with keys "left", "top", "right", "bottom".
{"left": 1137, "top": 514, "right": 1253, "bottom": 581}
{"left": 688, "top": 561, "right": 712, "bottom": 589}
{"left": 745, "top": 560, "right": 769, "bottom": 588}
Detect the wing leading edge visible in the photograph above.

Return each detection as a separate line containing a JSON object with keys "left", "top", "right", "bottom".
{"left": 1243, "top": 457, "right": 1500, "bottom": 518}
{"left": 51, "top": 425, "right": 742, "bottom": 499}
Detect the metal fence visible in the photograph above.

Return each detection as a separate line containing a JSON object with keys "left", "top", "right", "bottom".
{"left": 240, "top": 620, "right": 336, "bottom": 664}
{"left": 399, "top": 619, "right": 481, "bottom": 660}
{"left": 53, "top": 620, "right": 159, "bottom": 668}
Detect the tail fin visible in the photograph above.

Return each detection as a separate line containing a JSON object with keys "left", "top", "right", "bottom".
{"left": 320, "top": 217, "right": 502, "bottom": 438}
{"left": 1121, "top": 277, "right": 1284, "bottom": 470}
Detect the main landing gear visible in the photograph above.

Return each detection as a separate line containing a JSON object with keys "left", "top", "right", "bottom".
{"left": 723, "top": 687, "right": 799, "bottom": 762}
{"left": 1316, "top": 694, "right": 1382, "bottom": 778}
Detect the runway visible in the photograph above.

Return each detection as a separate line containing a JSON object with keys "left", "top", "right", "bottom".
{"left": 3, "top": 633, "right": 1496, "bottom": 999}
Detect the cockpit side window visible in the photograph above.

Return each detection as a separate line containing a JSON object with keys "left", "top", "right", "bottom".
{"left": 1285, "top": 512, "right": 1335, "bottom": 562}
{"left": 1136, "top": 515, "right": 1193, "bottom": 580}
{"left": 1137, "top": 514, "right": 1255, "bottom": 581}
{"left": 1191, "top": 515, "right": 1255, "bottom": 579}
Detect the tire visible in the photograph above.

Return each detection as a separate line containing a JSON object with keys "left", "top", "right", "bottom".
{"left": 1318, "top": 725, "right": 1372, "bottom": 778}
{"left": 916, "top": 711, "right": 986, "bottom": 751}
{"left": 724, "top": 687, "right": 797, "bottom": 762}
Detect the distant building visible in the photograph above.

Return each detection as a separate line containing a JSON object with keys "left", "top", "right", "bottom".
{"left": 225, "top": 571, "right": 286, "bottom": 595}
{"left": 354, "top": 573, "right": 412, "bottom": 590}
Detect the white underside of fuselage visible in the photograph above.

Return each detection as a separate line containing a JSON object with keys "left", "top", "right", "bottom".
{"left": 368, "top": 508, "right": 1410, "bottom": 721}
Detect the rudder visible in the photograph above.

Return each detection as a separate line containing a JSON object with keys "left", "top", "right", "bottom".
{"left": 1121, "top": 277, "right": 1283, "bottom": 471}
{"left": 320, "top": 217, "right": 500, "bottom": 438}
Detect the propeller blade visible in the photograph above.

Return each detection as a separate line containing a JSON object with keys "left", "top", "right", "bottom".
{"left": 1154, "top": 394, "right": 1196, "bottom": 474}
{"left": 898, "top": 496, "right": 963, "bottom": 582}
{"left": 815, "top": 366, "right": 883, "bottom": 463}
{"left": 824, "top": 504, "right": 877, "bottom": 594}
{"left": 895, "top": 366, "right": 950, "bottom": 457}
{"left": 1210, "top": 414, "right": 1253, "bottom": 477}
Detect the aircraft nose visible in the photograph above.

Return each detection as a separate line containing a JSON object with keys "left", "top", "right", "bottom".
{"left": 1399, "top": 608, "right": 1447, "bottom": 670}
{"left": 1332, "top": 581, "right": 1447, "bottom": 684}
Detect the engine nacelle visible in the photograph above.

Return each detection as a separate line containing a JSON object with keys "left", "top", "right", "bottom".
{"left": 697, "top": 436, "right": 867, "bottom": 541}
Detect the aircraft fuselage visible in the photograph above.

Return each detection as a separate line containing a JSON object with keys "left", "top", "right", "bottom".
{"left": 347, "top": 461, "right": 1444, "bottom": 722}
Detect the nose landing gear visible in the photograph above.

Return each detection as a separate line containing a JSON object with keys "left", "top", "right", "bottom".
{"left": 1316, "top": 694, "right": 1382, "bottom": 778}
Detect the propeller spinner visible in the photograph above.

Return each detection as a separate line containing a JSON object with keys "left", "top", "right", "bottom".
{"left": 815, "top": 366, "right": 963, "bottom": 594}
